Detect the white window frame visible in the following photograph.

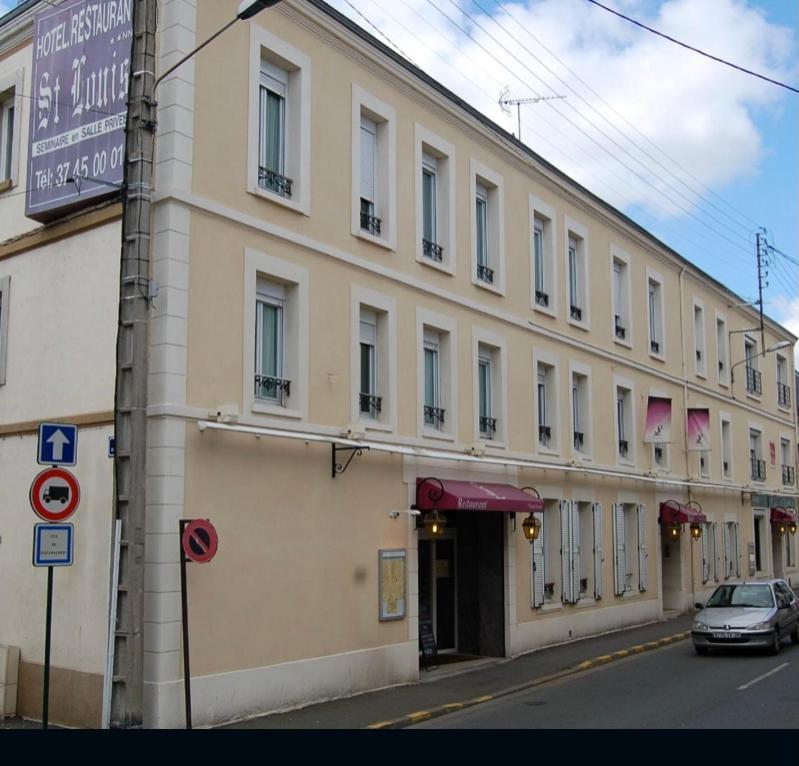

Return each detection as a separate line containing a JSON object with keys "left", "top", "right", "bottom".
{"left": 748, "top": 422, "right": 765, "bottom": 484}
{"left": 351, "top": 287, "right": 396, "bottom": 432}
{"left": 646, "top": 267, "right": 665, "bottom": 361}
{"left": 780, "top": 433, "right": 794, "bottom": 486}
{"left": 472, "top": 328, "right": 507, "bottom": 446}
{"left": 743, "top": 335, "right": 761, "bottom": 400}
{"left": 0, "top": 275, "right": 9, "bottom": 385}
{"left": 715, "top": 312, "right": 729, "bottom": 387}
{"left": 416, "top": 308, "right": 458, "bottom": 441}
{"left": 247, "top": 27, "right": 311, "bottom": 215}
{"left": 613, "top": 376, "right": 636, "bottom": 466}
{"left": 254, "top": 280, "right": 286, "bottom": 405}
{"left": 569, "top": 360, "right": 592, "bottom": 460}
{"left": 564, "top": 216, "right": 590, "bottom": 330}
{"left": 415, "top": 125, "right": 455, "bottom": 275}
{"left": 243, "top": 249, "right": 309, "bottom": 420}
{"left": 719, "top": 411, "right": 733, "bottom": 481}
{"left": 351, "top": 85, "right": 396, "bottom": 250}
{"left": 529, "top": 193, "right": 557, "bottom": 318}
{"left": 470, "top": 159, "right": 505, "bottom": 295}
{"left": 0, "top": 69, "right": 23, "bottom": 191}
{"left": 776, "top": 353, "right": 791, "bottom": 412}
{"left": 534, "top": 351, "right": 559, "bottom": 455}
{"left": 610, "top": 245, "right": 632, "bottom": 349}
{"left": 359, "top": 308, "right": 378, "bottom": 420}
{"left": 692, "top": 297, "right": 707, "bottom": 378}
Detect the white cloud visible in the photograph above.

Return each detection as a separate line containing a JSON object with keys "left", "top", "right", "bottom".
{"left": 330, "top": 0, "right": 796, "bottom": 220}
{"left": 771, "top": 295, "right": 799, "bottom": 364}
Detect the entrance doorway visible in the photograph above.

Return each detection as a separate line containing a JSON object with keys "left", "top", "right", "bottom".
{"left": 660, "top": 531, "right": 683, "bottom": 611}
{"left": 771, "top": 526, "right": 784, "bottom": 579}
{"left": 418, "top": 511, "right": 505, "bottom": 662}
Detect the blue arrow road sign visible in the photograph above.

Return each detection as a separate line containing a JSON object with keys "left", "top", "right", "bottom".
{"left": 38, "top": 423, "right": 78, "bottom": 466}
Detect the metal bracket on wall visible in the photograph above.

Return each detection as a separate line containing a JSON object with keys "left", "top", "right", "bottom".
{"left": 332, "top": 443, "right": 369, "bottom": 479}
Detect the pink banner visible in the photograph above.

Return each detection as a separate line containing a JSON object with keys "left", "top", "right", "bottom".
{"left": 644, "top": 397, "right": 672, "bottom": 443}
{"left": 687, "top": 408, "right": 711, "bottom": 451}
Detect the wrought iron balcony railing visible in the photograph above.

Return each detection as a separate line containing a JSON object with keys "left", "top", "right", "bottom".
{"left": 359, "top": 393, "right": 382, "bottom": 418}
{"left": 538, "top": 424, "right": 551, "bottom": 445}
{"left": 479, "top": 416, "right": 497, "bottom": 438}
{"left": 254, "top": 374, "right": 291, "bottom": 404}
{"left": 570, "top": 305, "right": 582, "bottom": 321}
{"left": 745, "top": 366, "right": 762, "bottom": 395}
{"left": 477, "top": 263, "right": 494, "bottom": 284}
{"left": 258, "top": 167, "right": 293, "bottom": 198}
{"left": 573, "top": 431, "right": 584, "bottom": 451}
{"left": 535, "top": 290, "right": 549, "bottom": 308}
{"left": 782, "top": 465, "right": 795, "bottom": 486}
{"left": 360, "top": 211, "right": 381, "bottom": 236}
{"left": 422, "top": 239, "right": 444, "bottom": 262}
{"left": 650, "top": 340, "right": 660, "bottom": 354}
{"left": 424, "top": 405, "right": 446, "bottom": 428}
{"left": 777, "top": 382, "right": 791, "bottom": 408}
{"left": 614, "top": 315, "right": 626, "bottom": 340}
{"left": 750, "top": 458, "right": 766, "bottom": 482}
{"left": 618, "top": 439, "right": 629, "bottom": 457}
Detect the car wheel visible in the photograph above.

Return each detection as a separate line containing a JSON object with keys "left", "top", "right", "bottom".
{"left": 770, "top": 627, "right": 781, "bottom": 655}
{"left": 694, "top": 644, "right": 708, "bottom": 656}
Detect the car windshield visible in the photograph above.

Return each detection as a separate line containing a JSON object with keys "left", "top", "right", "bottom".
{"left": 705, "top": 584, "right": 774, "bottom": 609}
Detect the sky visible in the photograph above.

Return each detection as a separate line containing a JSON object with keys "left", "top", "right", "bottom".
{"left": 2, "top": 0, "right": 797, "bottom": 346}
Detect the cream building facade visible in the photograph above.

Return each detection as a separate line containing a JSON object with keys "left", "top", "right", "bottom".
{"left": 1, "top": 0, "right": 797, "bottom": 728}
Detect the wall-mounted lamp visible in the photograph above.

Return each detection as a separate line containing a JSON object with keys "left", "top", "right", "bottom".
{"left": 789, "top": 521, "right": 797, "bottom": 535}
{"left": 668, "top": 524, "right": 681, "bottom": 540}
{"left": 424, "top": 510, "right": 447, "bottom": 536}
{"left": 522, "top": 513, "right": 541, "bottom": 542}
{"left": 689, "top": 523, "right": 703, "bottom": 541}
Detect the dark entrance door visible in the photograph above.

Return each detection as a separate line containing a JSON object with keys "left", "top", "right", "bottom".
{"left": 418, "top": 537, "right": 457, "bottom": 652}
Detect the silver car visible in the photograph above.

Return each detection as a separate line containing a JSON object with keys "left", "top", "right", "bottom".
{"left": 691, "top": 579, "right": 799, "bottom": 655}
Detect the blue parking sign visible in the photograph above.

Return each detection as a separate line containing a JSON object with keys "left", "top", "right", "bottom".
{"left": 38, "top": 423, "right": 78, "bottom": 466}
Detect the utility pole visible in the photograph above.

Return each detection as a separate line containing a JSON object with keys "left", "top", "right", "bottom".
{"left": 755, "top": 228, "right": 769, "bottom": 352}
{"left": 110, "top": 0, "right": 157, "bottom": 728}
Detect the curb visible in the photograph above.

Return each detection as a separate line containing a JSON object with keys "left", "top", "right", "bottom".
{"left": 365, "top": 631, "right": 691, "bottom": 729}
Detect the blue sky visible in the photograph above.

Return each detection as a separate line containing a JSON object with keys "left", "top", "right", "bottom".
{"left": 2, "top": 0, "right": 796, "bottom": 335}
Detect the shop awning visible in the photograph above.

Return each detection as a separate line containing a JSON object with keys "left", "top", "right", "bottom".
{"left": 659, "top": 500, "right": 707, "bottom": 525}
{"left": 770, "top": 506, "right": 797, "bottom": 523}
{"left": 415, "top": 478, "right": 545, "bottom": 513}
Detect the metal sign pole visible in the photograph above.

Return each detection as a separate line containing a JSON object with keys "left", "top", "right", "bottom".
{"left": 179, "top": 520, "right": 192, "bottom": 730}
{"left": 42, "top": 566, "right": 54, "bottom": 730}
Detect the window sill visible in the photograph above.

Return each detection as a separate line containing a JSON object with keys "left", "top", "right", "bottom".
{"left": 479, "top": 437, "right": 507, "bottom": 450}
{"left": 745, "top": 391, "right": 762, "bottom": 403}
{"left": 777, "top": 403, "right": 791, "bottom": 414}
{"left": 538, "top": 602, "right": 563, "bottom": 613}
{"left": 571, "top": 451, "right": 592, "bottom": 463}
{"left": 648, "top": 350, "right": 666, "bottom": 363}
{"left": 0, "top": 178, "right": 12, "bottom": 194}
{"left": 537, "top": 444, "right": 560, "bottom": 458}
{"left": 694, "top": 370, "right": 707, "bottom": 381}
{"left": 621, "top": 589, "right": 641, "bottom": 599}
{"left": 575, "top": 597, "right": 596, "bottom": 608}
{"left": 416, "top": 252, "right": 455, "bottom": 276}
{"left": 248, "top": 184, "right": 308, "bottom": 216}
{"left": 358, "top": 419, "right": 393, "bottom": 433}
{"left": 617, "top": 456, "right": 635, "bottom": 468}
{"left": 567, "top": 316, "right": 590, "bottom": 332}
{"left": 422, "top": 427, "right": 456, "bottom": 443}
{"left": 471, "top": 275, "right": 505, "bottom": 297}
{"left": 352, "top": 227, "right": 395, "bottom": 252}
{"left": 251, "top": 401, "right": 303, "bottom": 419}
{"left": 613, "top": 336, "right": 633, "bottom": 350}
{"left": 532, "top": 303, "right": 557, "bottom": 319}
{"left": 717, "top": 378, "right": 729, "bottom": 389}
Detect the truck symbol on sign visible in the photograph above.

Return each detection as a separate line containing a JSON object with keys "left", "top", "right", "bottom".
{"left": 44, "top": 485, "right": 69, "bottom": 504}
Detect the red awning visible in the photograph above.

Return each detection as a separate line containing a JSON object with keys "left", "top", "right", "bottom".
{"left": 415, "top": 478, "right": 545, "bottom": 514}
{"left": 659, "top": 500, "right": 707, "bottom": 525}
{"left": 770, "top": 507, "right": 796, "bottom": 523}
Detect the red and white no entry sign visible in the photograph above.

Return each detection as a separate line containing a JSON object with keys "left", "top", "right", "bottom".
{"left": 181, "top": 519, "right": 219, "bottom": 564}
{"left": 30, "top": 467, "right": 81, "bottom": 522}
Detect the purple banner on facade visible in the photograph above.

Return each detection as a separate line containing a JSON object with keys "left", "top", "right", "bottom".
{"left": 687, "top": 408, "right": 711, "bottom": 451}
{"left": 644, "top": 396, "right": 671, "bottom": 443}
{"left": 25, "top": 0, "right": 133, "bottom": 221}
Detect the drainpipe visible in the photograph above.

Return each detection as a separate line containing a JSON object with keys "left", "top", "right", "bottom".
{"left": 678, "top": 267, "right": 695, "bottom": 604}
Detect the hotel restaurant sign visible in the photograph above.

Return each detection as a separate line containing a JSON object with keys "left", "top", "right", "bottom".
{"left": 26, "top": 0, "right": 133, "bottom": 221}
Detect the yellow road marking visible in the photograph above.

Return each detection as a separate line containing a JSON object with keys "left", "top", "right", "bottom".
{"left": 576, "top": 660, "right": 594, "bottom": 670}
{"left": 407, "top": 711, "right": 431, "bottom": 722}
{"left": 596, "top": 654, "right": 613, "bottom": 663}
{"left": 441, "top": 703, "right": 465, "bottom": 711}
{"left": 471, "top": 695, "right": 494, "bottom": 703}
{"left": 613, "top": 649, "right": 629, "bottom": 658}
{"left": 366, "top": 721, "right": 393, "bottom": 729}
{"left": 630, "top": 644, "right": 646, "bottom": 653}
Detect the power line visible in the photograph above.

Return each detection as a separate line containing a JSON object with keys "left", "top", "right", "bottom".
{"left": 584, "top": 0, "right": 799, "bottom": 95}
{"left": 342, "top": 0, "right": 416, "bottom": 63}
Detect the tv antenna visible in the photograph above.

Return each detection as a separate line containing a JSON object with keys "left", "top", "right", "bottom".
{"left": 499, "top": 88, "right": 566, "bottom": 142}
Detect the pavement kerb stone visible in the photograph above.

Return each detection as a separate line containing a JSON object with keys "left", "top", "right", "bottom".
{"left": 365, "top": 631, "right": 690, "bottom": 730}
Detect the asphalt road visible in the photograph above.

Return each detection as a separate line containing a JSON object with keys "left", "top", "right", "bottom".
{"left": 415, "top": 637, "right": 799, "bottom": 729}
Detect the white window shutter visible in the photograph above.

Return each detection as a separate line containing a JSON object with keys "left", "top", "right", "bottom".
{"left": 723, "top": 523, "right": 731, "bottom": 578}
{"left": 593, "top": 503, "right": 603, "bottom": 599}
{"left": 532, "top": 512, "right": 544, "bottom": 608}
{"left": 570, "top": 501, "right": 581, "bottom": 603}
{"left": 734, "top": 522, "right": 740, "bottom": 577}
{"left": 701, "top": 525, "right": 710, "bottom": 583}
{"left": 713, "top": 523, "right": 720, "bottom": 581}
{"left": 560, "top": 501, "right": 571, "bottom": 604}
{"left": 637, "top": 504, "right": 648, "bottom": 592}
{"left": 613, "top": 503, "right": 626, "bottom": 596}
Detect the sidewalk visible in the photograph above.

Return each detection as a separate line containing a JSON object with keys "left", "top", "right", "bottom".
{"left": 223, "top": 611, "right": 696, "bottom": 729}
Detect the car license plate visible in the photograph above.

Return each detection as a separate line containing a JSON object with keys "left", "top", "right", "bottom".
{"left": 711, "top": 631, "right": 741, "bottom": 639}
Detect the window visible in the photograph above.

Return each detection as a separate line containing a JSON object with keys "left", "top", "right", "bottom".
{"left": 749, "top": 428, "right": 765, "bottom": 482}
{"left": 720, "top": 416, "right": 732, "bottom": 479}
{"left": 571, "top": 368, "right": 590, "bottom": 456}
{"left": 359, "top": 309, "right": 380, "bottom": 419}
{"left": 716, "top": 315, "right": 728, "bottom": 385}
{"left": 530, "top": 195, "right": 556, "bottom": 314}
{"left": 0, "top": 88, "right": 14, "bottom": 185}
{"left": 248, "top": 28, "right": 310, "bottom": 213}
{"left": 615, "top": 383, "right": 633, "bottom": 463}
{"left": 352, "top": 85, "right": 396, "bottom": 248}
{"left": 0, "top": 275, "right": 9, "bottom": 385}
{"left": 777, "top": 354, "right": 791, "bottom": 409}
{"left": 744, "top": 337, "right": 761, "bottom": 395}
{"left": 244, "top": 249, "right": 309, "bottom": 419}
{"left": 565, "top": 218, "right": 589, "bottom": 326}
{"left": 647, "top": 271, "right": 664, "bottom": 358}
{"left": 652, "top": 443, "right": 669, "bottom": 470}
{"left": 610, "top": 247, "right": 631, "bottom": 345}
{"left": 417, "top": 310, "right": 457, "bottom": 439}
{"left": 474, "top": 331, "right": 506, "bottom": 444}
{"left": 781, "top": 438, "right": 794, "bottom": 486}
{"left": 723, "top": 521, "right": 740, "bottom": 578}
{"left": 423, "top": 331, "right": 442, "bottom": 430}
{"left": 699, "top": 452, "right": 709, "bottom": 479}
{"left": 351, "top": 288, "right": 396, "bottom": 431}
{"left": 535, "top": 357, "right": 558, "bottom": 453}
{"left": 613, "top": 503, "right": 647, "bottom": 595}
{"left": 470, "top": 160, "right": 505, "bottom": 293}
{"left": 415, "top": 126, "right": 455, "bottom": 272}
{"left": 701, "top": 522, "right": 719, "bottom": 583}
{"left": 693, "top": 300, "right": 706, "bottom": 377}
{"left": 539, "top": 501, "right": 560, "bottom": 603}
